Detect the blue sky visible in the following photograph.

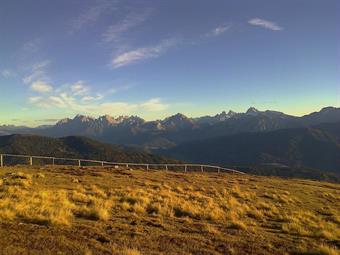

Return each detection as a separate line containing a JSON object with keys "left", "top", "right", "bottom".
{"left": 0, "top": 0, "right": 339, "bottom": 126}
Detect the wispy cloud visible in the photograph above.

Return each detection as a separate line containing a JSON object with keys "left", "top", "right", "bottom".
{"left": 13, "top": 38, "right": 43, "bottom": 64}
{"left": 23, "top": 71, "right": 45, "bottom": 84}
{"left": 103, "top": 10, "right": 152, "bottom": 43}
{"left": 32, "top": 60, "right": 50, "bottom": 71}
{"left": 28, "top": 96, "right": 45, "bottom": 105}
{"left": 23, "top": 60, "right": 54, "bottom": 93}
{"left": 248, "top": 18, "right": 283, "bottom": 31}
{"left": 111, "top": 38, "right": 179, "bottom": 68}
{"left": 110, "top": 22, "right": 233, "bottom": 69}
{"left": 70, "top": 80, "right": 90, "bottom": 96}
{"left": 23, "top": 60, "right": 51, "bottom": 84}
{"left": 70, "top": 0, "right": 116, "bottom": 33}
{"left": 27, "top": 75, "right": 168, "bottom": 115}
{"left": 22, "top": 38, "right": 41, "bottom": 53}
{"left": 1, "top": 69, "right": 14, "bottom": 78}
{"left": 98, "top": 98, "right": 168, "bottom": 115}
{"left": 28, "top": 94, "right": 168, "bottom": 116}
{"left": 29, "top": 96, "right": 65, "bottom": 108}
{"left": 140, "top": 98, "right": 168, "bottom": 112}
{"left": 30, "top": 81, "right": 53, "bottom": 93}
{"left": 48, "top": 96, "right": 67, "bottom": 108}
{"left": 22, "top": 55, "right": 169, "bottom": 115}
{"left": 81, "top": 95, "right": 104, "bottom": 102}
{"left": 209, "top": 25, "right": 231, "bottom": 37}
{"left": 34, "top": 118, "right": 61, "bottom": 123}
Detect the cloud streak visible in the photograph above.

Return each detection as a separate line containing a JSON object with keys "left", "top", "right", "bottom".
{"left": 26, "top": 74, "right": 168, "bottom": 116}
{"left": 23, "top": 60, "right": 51, "bottom": 84}
{"left": 110, "top": 22, "right": 233, "bottom": 69}
{"left": 210, "top": 25, "right": 231, "bottom": 37}
{"left": 1, "top": 69, "right": 14, "bottom": 78}
{"left": 248, "top": 18, "right": 283, "bottom": 31}
{"left": 22, "top": 38, "right": 41, "bottom": 53}
{"left": 70, "top": 0, "right": 116, "bottom": 33}
{"left": 29, "top": 94, "right": 168, "bottom": 116}
{"left": 70, "top": 80, "right": 89, "bottom": 96}
{"left": 23, "top": 60, "right": 54, "bottom": 93}
{"left": 30, "top": 81, "right": 53, "bottom": 93}
{"left": 111, "top": 38, "right": 179, "bottom": 68}
{"left": 103, "top": 10, "right": 152, "bottom": 43}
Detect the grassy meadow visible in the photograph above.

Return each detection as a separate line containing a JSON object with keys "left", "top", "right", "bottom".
{"left": 0, "top": 166, "right": 339, "bottom": 255}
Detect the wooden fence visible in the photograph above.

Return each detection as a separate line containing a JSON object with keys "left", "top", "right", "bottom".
{"left": 0, "top": 153, "right": 245, "bottom": 174}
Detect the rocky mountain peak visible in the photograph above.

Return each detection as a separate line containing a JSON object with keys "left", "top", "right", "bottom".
{"left": 227, "top": 110, "right": 236, "bottom": 116}
{"left": 119, "top": 116, "right": 145, "bottom": 126}
{"left": 99, "top": 115, "right": 117, "bottom": 125}
{"left": 172, "top": 113, "right": 188, "bottom": 119}
{"left": 215, "top": 111, "right": 231, "bottom": 121}
{"left": 246, "top": 107, "right": 260, "bottom": 115}
{"left": 164, "top": 113, "right": 189, "bottom": 123}
{"left": 56, "top": 118, "right": 71, "bottom": 126}
{"left": 73, "top": 114, "right": 95, "bottom": 122}
{"left": 320, "top": 106, "right": 337, "bottom": 113}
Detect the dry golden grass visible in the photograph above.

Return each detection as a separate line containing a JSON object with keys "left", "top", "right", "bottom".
{"left": 0, "top": 187, "right": 75, "bottom": 226}
{"left": 298, "top": 243, "right": 339, "bottom": 255}
{"left": 119, "top": 248, "right": 142, "bottom": 255}
{"left": 0, "top": 171, "right": 114, "bottom": 226}
{"left": 0, "top": 166, "right": 339, "bottom": 255}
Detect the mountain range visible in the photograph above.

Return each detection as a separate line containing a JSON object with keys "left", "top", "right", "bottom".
{"left": 2, "top": 107, "right": 340, "bottom": 151}
{"left": 162, "top": 121, "right": 340, "bottom": 175}
{"left": 1, "top": 106, "right": 340, "bottom": 180}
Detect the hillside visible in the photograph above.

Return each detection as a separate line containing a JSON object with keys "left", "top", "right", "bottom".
{"left": 0, "top": 134, "right": 175, "bottom": 164}
{"left": 0, "top": 166, "right": 339, "bottom": 254}
{"left": 163, "top": 122, "right": 340, "bottom": 176}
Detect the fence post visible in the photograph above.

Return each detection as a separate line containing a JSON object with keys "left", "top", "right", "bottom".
{"left": 126, "top": 164, "right": 129, "bottom": 169}
{"left": 146, "top": 164, "right": 149, "bottom": 170}
{"left": 201, "top": 165, "right": 204, "bottom": 172}
{"left": 165, "top": 165, "right": 168, "bottom": 171}
{"left": 0, "top": 154, "right": 3, "bottom": 168}
{"left": 218, "top": 167, "right": 220, "bottom": 173}
{"left": 78, "top": 160, "right": 81, "bottom": 167}
{"left": 30, "top": 157, "right": 33, "bottom": 166}
{"left": 101, "top": 161, "right": 104, "bottom": 167}
{"left": 184, "top": 165, "right": 187, "bottom": 173}
{"left": 52, "top": 157, "right": 55, "bottom": 166}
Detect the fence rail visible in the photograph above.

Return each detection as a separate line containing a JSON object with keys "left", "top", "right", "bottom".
{"left": 0, "top": 153, "right": 245, "bottom": 175}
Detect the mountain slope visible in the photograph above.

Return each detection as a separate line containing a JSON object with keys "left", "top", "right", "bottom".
{"left": 163, "top": 122, "right": 340, "bottom": 174}
{"left": 0, "top": 134, "right": 176, "bottom": 164}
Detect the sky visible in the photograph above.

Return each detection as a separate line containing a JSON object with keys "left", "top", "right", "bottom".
{"left": 0, "top": 0, "right": 339, "bottom": 126}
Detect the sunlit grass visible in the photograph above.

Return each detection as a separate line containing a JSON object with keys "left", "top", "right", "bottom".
{"left": 0, "top": 166, "right": 339, "bottom": 254}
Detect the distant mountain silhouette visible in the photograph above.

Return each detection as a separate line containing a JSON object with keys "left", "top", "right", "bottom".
{"left": 162, "top": 121, "right": 340, "bottom": 174}
{"left": 1, "top": 107, "right": 340, "bottom": 150}
{"left": 0, "top": 134, "right": 176, "bottom": 164}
